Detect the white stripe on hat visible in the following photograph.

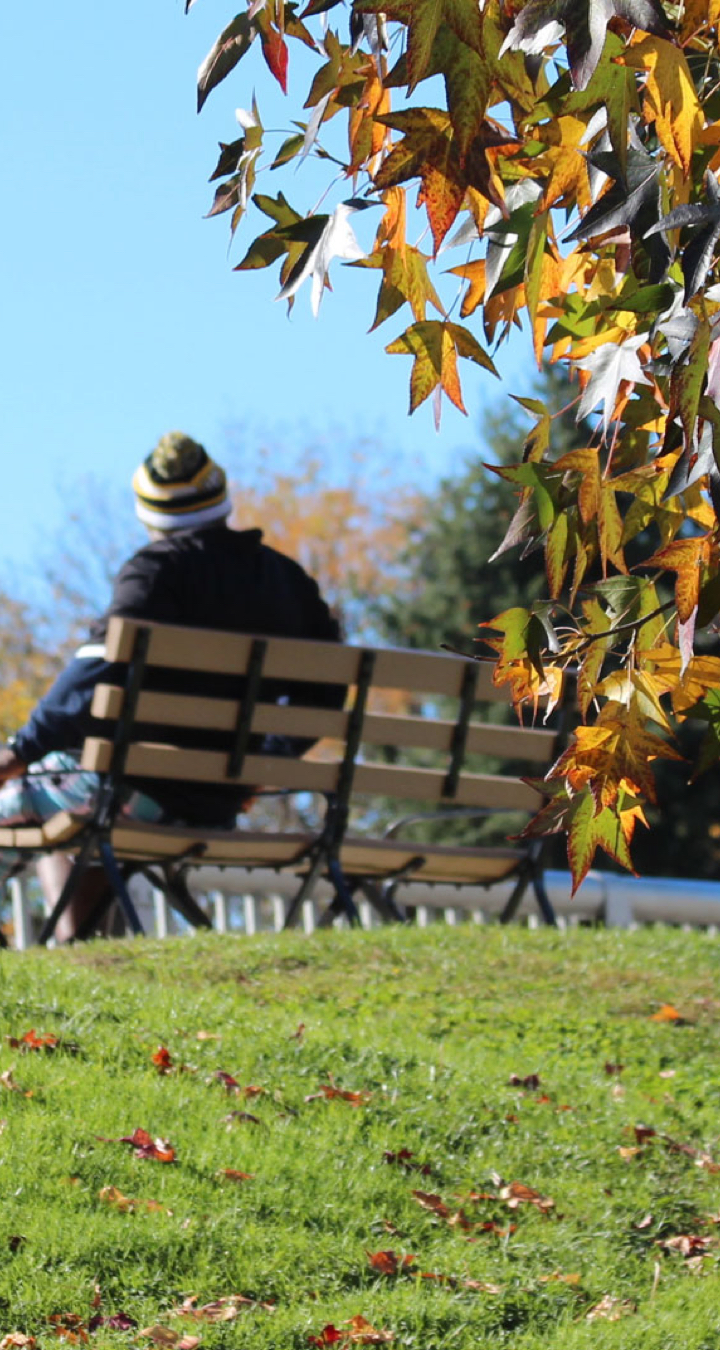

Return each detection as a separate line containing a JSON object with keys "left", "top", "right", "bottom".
{"left": 134, "top": 496, "right": 232, "bottom": 531}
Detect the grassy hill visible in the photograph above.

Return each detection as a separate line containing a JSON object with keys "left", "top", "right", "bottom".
{"left": 1, "top": 926, "right": 719, "bottom": 1348}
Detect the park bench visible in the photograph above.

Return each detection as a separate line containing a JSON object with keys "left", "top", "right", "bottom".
{"left": 1, "top": 617, "right": 565, "bottom": 943}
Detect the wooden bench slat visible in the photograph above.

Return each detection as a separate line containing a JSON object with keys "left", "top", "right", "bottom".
{"left": 105, "top": 821, "right": 524, "bottom": 883}
{"left": 81, "top": 739, "right": 542, "bottom": 811}
{"left": 105, "top": 616, "right": 510, "bottom": 702}
{"left": 91, "top": 686, "right": 556, "bottom": 762}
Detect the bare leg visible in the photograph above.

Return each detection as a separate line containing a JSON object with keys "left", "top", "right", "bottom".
{"left": 36, "top": 855, "right": 114, "bottom": 943}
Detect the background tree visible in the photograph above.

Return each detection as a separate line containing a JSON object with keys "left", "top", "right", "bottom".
{"left": 189, "top": 0, "right": 720, "bottom": 887}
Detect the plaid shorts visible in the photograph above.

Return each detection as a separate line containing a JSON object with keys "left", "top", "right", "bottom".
{"left": 0, "top": 751, "right": 164, "bottom": 889}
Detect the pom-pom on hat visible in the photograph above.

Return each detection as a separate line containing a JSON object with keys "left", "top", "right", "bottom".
{"left": 132, "top": 432, "right": 231, "bottom": 531}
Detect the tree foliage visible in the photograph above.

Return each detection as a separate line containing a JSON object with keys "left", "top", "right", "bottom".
{"left": 190, "top": 0, "right": 720, "bottom": 888}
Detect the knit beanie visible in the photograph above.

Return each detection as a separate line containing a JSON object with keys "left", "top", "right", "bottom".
{"left": 132, "top": 432, "right": 232, "bottom": 531}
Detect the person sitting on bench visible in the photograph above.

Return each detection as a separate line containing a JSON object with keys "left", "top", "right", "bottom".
{"left": 0, "top": 432, "right": 342, "bottom": 939}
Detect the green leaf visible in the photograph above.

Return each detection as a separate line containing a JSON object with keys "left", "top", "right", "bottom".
{"left": 271, "top": 133, "right": 306, "bottom": 169}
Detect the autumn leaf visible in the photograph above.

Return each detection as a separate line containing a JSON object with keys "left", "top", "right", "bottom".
{"left": 96, "top": 1128, "right": 176, "bottom": 1163}
{"left": 304, "top": 1083, "right": 372, "bottom": 1104}
{"left": 650, "top": 1002, "right": 682, "bottom": 1021}
{"left": 646, "top": 171, "right": 720, "bottom": 301}
{"left": 499, "top": 0, "right": 669, "bottom": 91}
{"left": 217, "top": 1169, "right": 255, "bottom": 1182}
{"left": 617, "top": 36, "right": 702, "bottom": 176}
{"left": 152, "top": 1047, "right": 174, "bottom": 1074}
{"left": 172, "top": 1294, "right": 275, "bottom": 1320}
{"left": 366, "top": 1250, "right": 416, "bottom": 1275}
{"left": 387, "top": 320, "right": 497, "bottom": 426}
{"left": 354, "top": 0, "right": 482, "bottom": 90}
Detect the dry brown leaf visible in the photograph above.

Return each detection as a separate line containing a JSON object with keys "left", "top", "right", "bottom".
{"left": 498, "top": 1181, "right": 554, "bottom": 1212}
{"left": 217, "top": 1169, "right": 255, "bottom": 1183}
{"left": 585, "top": 1295, "right": 636, "bottom": 1321}
{"left": 661, "top": 1234, "right": 713, "bottom": 1256}
{"left": 172, "top": 1295, "right": 274, "bottom": 1320}
{"left": 195, "top": 1031, "right": 221, "bottom": 1041}
{"left": 539, "top": 1271, "right": 581, "bottom": 1284}
{"left": 1, "top": 1337, "right": 37, "bottom": 1349}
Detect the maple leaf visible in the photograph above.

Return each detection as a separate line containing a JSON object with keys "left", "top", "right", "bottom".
{"left": 354, "top": 0, "right": 482, "bottom": 90}
{"left": 383, "top": 20, "right": 491, "bottom": 158}
{"left": 499, "top": 0, "right": 669, "bottom": 91}
{"left": 374, "top": 108, "right": 517, "bottom": 252}
{"left": 276, "top": 201, "right": 367, "bottom": 314}
{"left": 572, "top": 336, "right": 653, "bottom": 434}
{"left": 566, "top": 144, "right": 670, "bottom": 281}
{"left": 206, "top": 104, "right": 264, "bottom": 236}
{"left": 616, "top": 36, "right": 702, "bottom": 176}
{"left": 386, "top": 319, "right": 497, "bottom": 426}
{"left": 525, "top": 33, "right": 639, "bottom": 173}
{"left": 645, "top": 171, "right": 720, "bottom": 302}
{"left": 355, "top": 245, "right": 445, "bottom": 328}
{"left": 366, "top": 1249, "right": 416, "bottom": 1275}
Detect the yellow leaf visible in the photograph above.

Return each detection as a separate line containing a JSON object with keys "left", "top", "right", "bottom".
{"left": 618, "top": 36, "right": 703, "bottom": 176}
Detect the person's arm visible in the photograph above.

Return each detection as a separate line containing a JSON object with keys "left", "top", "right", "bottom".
{"left": 10, "top": 654, "right": 116, "bottom": 766}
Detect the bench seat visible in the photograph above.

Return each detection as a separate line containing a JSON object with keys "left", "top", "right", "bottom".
{"left": 7, "top": 813, "right": 524, "bottom": 887}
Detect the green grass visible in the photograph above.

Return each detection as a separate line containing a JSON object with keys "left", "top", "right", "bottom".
{"left": 1, "top": 925, "right": 720, "bottom": 1348}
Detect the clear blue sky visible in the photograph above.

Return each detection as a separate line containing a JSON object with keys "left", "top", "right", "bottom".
{"left": 1, "top": 2, "right": 530, "bottom": 579}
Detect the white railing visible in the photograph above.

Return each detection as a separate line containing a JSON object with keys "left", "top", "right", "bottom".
{"left": 5, "top": 866, "right": 720, "bottom": 948}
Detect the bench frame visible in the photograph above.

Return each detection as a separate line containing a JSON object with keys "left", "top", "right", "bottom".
{"left": 6, "top": 620, "right": 563, "bottom": 944}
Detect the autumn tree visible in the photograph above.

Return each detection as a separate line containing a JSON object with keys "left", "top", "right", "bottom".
{"left": 0, "top": 590, "right": 60, "bottom": 741}
{"left": 228, "top": 443, "right": 416, "bottom": 638}
{"left": 188, "top": 0, "right": 720, "bottom": 888}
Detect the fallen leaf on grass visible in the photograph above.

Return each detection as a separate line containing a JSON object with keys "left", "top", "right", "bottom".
{"left": 195, "top": 1031, "right": 221, "bottom": 1041}
{"left": 604, "top": 1062, "right": 625, "bottom": 1075}
{"left": 630, "top": 1125, "right": 720, "bottom": 1171}
{"left": 308, "top": 1318, "right": 393, "bottom": 1346}
{"left": 95, "top": 1128, "right": 176, "bottom": 1163}
{"left": 634, "top": 1213, "right": 654, "bottom": 1229}
{"left": 539, "top": 1271, "right": 581, "bottom": 1284}
{"left": 499, "top": 1181, "right": 554, "bottom": 1213}
{"left": 585, "top": 1295, "right": 636, "bottom": 1321}
{"left": 651, "top": 1004, "right": 693, "bottom": 1024}
{"left": 47, "top": 1314, "right": 88, "bottom": 1343}
{"left": 8, "top": 1235, "right": 25, "bottom": 1252}
{"left": 217, "top": 1169, "right": 254, "bottom": 1183}
{"left": 411, "top": 1190, "right": 450, "bottom": 1219}
{"left": 508, "top": 1073, "right": 541, "bottom": 1089}
{"left": 382, "top": 1149, "right": 431, "bottom": 1176}
{"left": 618, "top": 1146, "right": 642, "bottom": 1160}
{"left": 139, "top": 1329, "right": 199, "bottom": 1348}
{"left": 171, "top": 1295, "right": 275, "bottom": 1320}
{"left": 1, "top": 1069, "right": 32, "bottom": 1097}
{"left": 366, "top": 1250, "right": 416, "bottom": 1276}
{"left": 661, "top": 1234, "right": 713, "bottom": 1256}
{"left": 1, "top": 1337, "right": 37, "bottom": 1349}
{"left": 212, "top": 1070, "right": 241, "bottom": 1092}
{"left": 475, "top": 1221, "right": 516, "bottom": 1236}
{"left": 305, "top": 1085, "right": 372, "bottom": 1106}
{"left": 98, "top": 1186, "right": 168, "bottom": 1214}
{"left": 289, "top": 1022, "right": 305, "bottom": 1041}
{"left": 6, "top": 1029, "right": 78, "bottom": 1054}
{"left": 223, "top": 1110, "right": 261, "bottom": 1127}
{"left": 659, "top": 1069, "right": 676, "bottom": 1078}
{"left": 88, "top": 1315, "right": 138, "bottom": 1333}
{"left": 152, "top": 1047, "right": 174, "bottom": 1074}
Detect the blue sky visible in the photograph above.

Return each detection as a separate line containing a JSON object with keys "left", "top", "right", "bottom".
{"left": 2, "top": 2, "right": 530, "bottom": 581}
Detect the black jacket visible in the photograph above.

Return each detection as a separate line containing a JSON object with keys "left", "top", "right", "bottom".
{"left": 14, "top": 526, "right": 343, "bottom": 824}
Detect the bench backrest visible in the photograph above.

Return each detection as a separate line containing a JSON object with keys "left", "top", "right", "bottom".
{"left": 83, "top": 617, "right": 558, "bottom": 813}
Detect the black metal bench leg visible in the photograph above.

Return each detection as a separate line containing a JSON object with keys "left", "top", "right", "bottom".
{"left": 532, "top": 867, "right": 557, "bottom": 926}
{"left": 161, "top": 868, "right": 213, "bottom": 930}
{"left": 284, "top": 850, "right": 326, "bottom": 929}
{"left": 326, "top": 857, "right": 361, "bottom": 926}
{"left": 499, "top": 868, "right": 530, "bottom": 925}
{"left": 97, "top": 841, "right": 144, "bottom": 935}
{"left": 359, "top": 879, "right": 407, "bottom": 924}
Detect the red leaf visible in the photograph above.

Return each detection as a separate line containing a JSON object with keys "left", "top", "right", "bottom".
{"left": 152, "top": 1047, "right": 174, "bottom": 1074}
{"left": 260, "top": 25, "right": 288, "bottom": 93}
{"left": 308, "top": 1326, "right": 343, "bottom": 1346}
{"left": 214, "top": 1070, "right": 241, "bottom": 1092}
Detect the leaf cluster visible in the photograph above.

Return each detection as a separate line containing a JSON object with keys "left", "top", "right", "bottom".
{"left": 189, "top": 0, "right": 720, "bottom": 887}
